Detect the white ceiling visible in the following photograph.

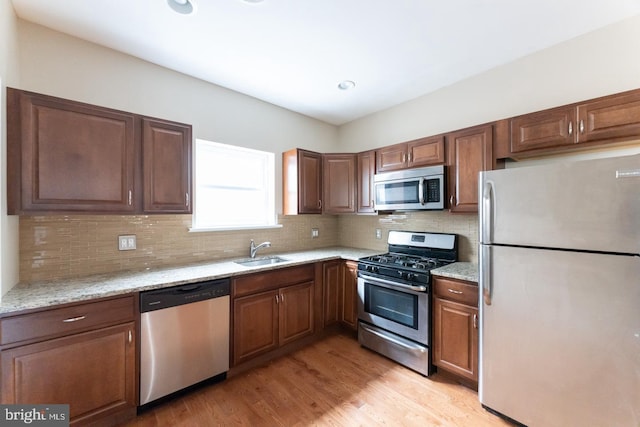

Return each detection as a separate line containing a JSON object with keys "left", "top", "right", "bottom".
{"left": 10, "top": 0, "right": 640, "bottom": 125}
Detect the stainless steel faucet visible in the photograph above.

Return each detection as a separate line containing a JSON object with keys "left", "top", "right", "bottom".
{"left": 250, "top": 240, "right": 271, "bottom": 258}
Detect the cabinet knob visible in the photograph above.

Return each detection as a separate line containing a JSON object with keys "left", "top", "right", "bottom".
{"left": 128, "top": 190, "right": 132, "bottom": 206}
{"left": 185, "top": 193, "right": 189, "bottom": 207}
{"left": 473, "top": 313, "right": 478, "bottom": 329}
{"left": 579, "top": 119, "right": 585, "bottom": 134}
{"left": 568, "top": 121, "right": 573, "bottom": 136}
{"left": 449, "top": 195, "right": 455, "bottom": 206}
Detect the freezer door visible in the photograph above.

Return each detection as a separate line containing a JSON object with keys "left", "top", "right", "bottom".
{"left": 479, "top": 245, "right": 640, "bottom": 427}
{"left": 479, "top": 153, "right": 640, "bottom": 254}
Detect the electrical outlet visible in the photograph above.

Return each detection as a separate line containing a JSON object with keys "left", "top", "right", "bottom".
{"left": 375, "top": 229, "right": 382, "bottom": 239}
{"left": 118, "top": 235, "right": 137, "bottom": 251}
{"left": 311, "top": 228, "right": 319, "bottom": 238}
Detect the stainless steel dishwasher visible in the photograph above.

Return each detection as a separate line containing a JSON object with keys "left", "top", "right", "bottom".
{"left": 139, "top": 278, "right": 230, "bottom": 406}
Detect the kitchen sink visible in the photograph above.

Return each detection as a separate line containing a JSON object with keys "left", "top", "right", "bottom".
{"left": 234, "top": 256, "right": 289, "bottom": 267}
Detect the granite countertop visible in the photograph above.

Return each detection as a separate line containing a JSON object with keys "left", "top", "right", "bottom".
{"left": 431, "top": 262, "right": 478, "bottom": 283}
{"left": 0, "top": 247, "right": 383, "bottom": 316}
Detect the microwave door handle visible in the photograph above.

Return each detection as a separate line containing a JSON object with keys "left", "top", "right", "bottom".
{"left": 418, "top": 177, "right": 425, "bottom": 205}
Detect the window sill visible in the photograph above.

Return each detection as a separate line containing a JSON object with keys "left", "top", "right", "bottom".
{"left": 189, "top": 224, "right": 283, "bottom": 233}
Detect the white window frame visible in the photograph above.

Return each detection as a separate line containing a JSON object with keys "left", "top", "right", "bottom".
{"left": 190, "top": 139, "right": 280, "bottom": 232}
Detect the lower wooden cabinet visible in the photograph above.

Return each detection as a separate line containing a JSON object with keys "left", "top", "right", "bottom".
{"left": 432, "top": 277, "right": 478, "bottom": 385}
{"left": 322, "top": 260, "right": 358, "bottom": 331}
{"left": 340, "top": 261, "right": 358, "bottom": 330}
{"left": 232, "top": 265, "right": 315, "bottom": 366}
{"left": 0, "top": 296, "right": 137, "bottom": 426}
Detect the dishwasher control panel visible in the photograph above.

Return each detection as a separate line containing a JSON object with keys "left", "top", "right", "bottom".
{"left": 140, "top": 278, "right": 230, "bottom": 312}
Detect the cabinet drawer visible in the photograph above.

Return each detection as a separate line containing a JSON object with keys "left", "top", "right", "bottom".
{"left": 233, "top": 264, "right": 315, "bottom": 297}
{"left": 433, "top": 277, "right": 478, "bottom": 306}
{"left": 1, "top": 296, "right": 135, "bottom": 346}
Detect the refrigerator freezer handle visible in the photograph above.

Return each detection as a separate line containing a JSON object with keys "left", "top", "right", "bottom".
{"left": 480, "top": 180, "right": 494, "bottom": 244}
{"left": 480, "top": 244, "right": 492, "bottom": 306}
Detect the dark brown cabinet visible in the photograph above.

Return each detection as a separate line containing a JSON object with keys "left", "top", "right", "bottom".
{"left": 376, "top": 136, "right": 445, "bottom": 172}
{"left": 357, "top": 150, "right": 376, "bottom": 213}
{"left": 142, "top": 118, "right": 192, "bottom": 213}
{"left": 232, "top": 265, "right": 315, "bottom": 366}
{"left": 323, "top": 260, "right": 341, "bottom": 326}
{"left": 323, "top": 154, "right": 356, "bottom": 214}
{"left": 446, "top": 124, "right": 493, "bottom": 213}
{"left": 432, "top": 277, "right": 478, "bottom": 385}
{"left": 0, "top": 296, "right": 137, "bottom": 426}
{"left": 283, "top": 148, "right": 323, "bottom": 214}
{"left": 322, "top": 260, "right": 358, "bottom": 330}
{"left": 510, "top": 89, "right": 640, "bottom": 156}
{"left": 7, "top": 88, "right": 192, "bottom": 215}
{"left": 340, "top": 261, "right": 358, "bottom": 331}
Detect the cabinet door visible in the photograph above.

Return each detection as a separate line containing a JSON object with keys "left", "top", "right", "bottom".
{"left": 376, "top": 142, "right": 407, "bottom": 172}
{"left": 433, "top": 298, "right": 478, "bottom": 382}
{"left": 279, "top": 282, "right": 314, "bottom": 346}
{"left": 8, "top": 88, "right": 136, "bottom": 214}
{"left": 299, "top": 150, "right": 323, "bottom": 213}
{"left": 447, "top": 124, "right": 493, "bottom": 213}
{"left": 577, "top": 90, "right": 640, "bottom": 144}
{"left": 510, "top": 106, "right": 575, "bottom": 154}
{"left": 142, "top": 118, "right": 192, "bottom": 213}
{"left": 283, "top": 149, "right": 322, "bottom": 214}
{"left": 323, "top": 261, "right": 341, "bottom": 326}
{"left": 1, "top": 323, "right": 136, "bottom": 425}
{"left": 233, "top": 290, "right": 279, "bottom": 366}
{"left": 323, "top": 154, "right": 356, "bottom": 214}
{"left": 357, "top": 150, "right": 376, "bottom": 213}
{"left": 407, "top": 136, "right": 445, "bottom": 167}
{"left": 340, "top": 261, "right": 358, "bottom": 330}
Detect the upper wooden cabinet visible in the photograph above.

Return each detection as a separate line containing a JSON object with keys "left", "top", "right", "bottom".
{"left": 510, "top": 89, "right": 640, "bottom": 156}
{"left": 356, "top": 150, "right": 376, "bottom": 214}
{"left": 283, "top": 148, "right": 323, "bottom": 214}
{"left": 376, "top": 136, "right": 445, "bottom": 172}
{"left": 447, "top": 124, "right": 493, "bottom": 213}
{"left": 7, "top": 88, "right": 138, "bottom": 214}
{"left": 142, "top": 118, "right": 192, "bottom": 213}
{"left": 7, "top": 88, "right": 192, "bottom": 215}
{"left": 323, "top": 154, "right": 356, "bottom": 214}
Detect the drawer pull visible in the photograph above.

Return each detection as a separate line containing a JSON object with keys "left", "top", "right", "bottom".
{"left": 447, "top": 289, "right": 463, "bottom": 295}
{"left": 62, "top": 315, "right": 86, "bottom": 323}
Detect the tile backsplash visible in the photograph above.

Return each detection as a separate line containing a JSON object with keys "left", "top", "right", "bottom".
{"left": 19, "top": 211, "right": 478, "bottom": 283}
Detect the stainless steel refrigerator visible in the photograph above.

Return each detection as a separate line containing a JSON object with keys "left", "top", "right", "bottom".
{"left": 478, "top": 153, "right": 640, "bottom": 426}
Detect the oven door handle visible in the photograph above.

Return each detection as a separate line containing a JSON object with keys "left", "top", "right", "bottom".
{"left": 360, "top": 323, "right": 426, "bottom": 354}
{"left": 359, "top": 274, "right": 427, "bottom": 292}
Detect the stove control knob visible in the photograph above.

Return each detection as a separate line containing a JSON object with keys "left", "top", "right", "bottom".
{"left": 406, "top": 273, "right": 415, "bottom": 281}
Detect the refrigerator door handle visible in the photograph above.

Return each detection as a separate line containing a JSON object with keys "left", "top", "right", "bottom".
{"left": 480, "top": 180, "right": 494, "bottom": 244}
{"left": 481, "top": 244, "right": 492, "bottom": 306}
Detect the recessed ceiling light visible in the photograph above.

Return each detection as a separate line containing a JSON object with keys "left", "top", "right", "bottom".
{"left": 242, "top": 0, "right": 265, "bottom": 3}
{"left": 167, "top": 0, "right": 194, "bottom": 14}
{"left": 338, "top": 80, "right": 356, "bottom": 91}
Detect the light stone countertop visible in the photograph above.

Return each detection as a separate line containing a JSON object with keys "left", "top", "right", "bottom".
{"left": 431, "top": 262, "right": 478, "bottom": 283}
{"left": 0, "top": 247, "right": 383, "bottom": 315}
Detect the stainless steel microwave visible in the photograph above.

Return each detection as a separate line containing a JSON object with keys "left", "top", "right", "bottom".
{"left": 373, "top": 165, "right": 445, "bottom": 211}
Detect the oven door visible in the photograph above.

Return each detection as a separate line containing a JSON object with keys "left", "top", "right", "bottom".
{"left": 357, "top": 274, "right": 429, "bottom": 345}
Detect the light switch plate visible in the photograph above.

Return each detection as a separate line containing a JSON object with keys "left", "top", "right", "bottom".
{"left": 118, "top": 235, "right": 137, "bottom": 251}
{"left": 311, "top": 228, "right": 319, "bottom": 238}
{"left": 375, "top": 229, "right": 382, "bottom": 239}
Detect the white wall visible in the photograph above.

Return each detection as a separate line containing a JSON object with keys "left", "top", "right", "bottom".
{"left": 338, "top": 14, "right": 640, "bottom": 152}
{"left": 15, "top": 20, "right": 340, "bottom": 213}
{"left": 0, "top": 2, "right": 21, "bottom": 298}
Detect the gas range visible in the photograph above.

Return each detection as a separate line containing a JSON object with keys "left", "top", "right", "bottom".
{"left": 357, "top": 230, "right": 458, "bottom": 376}
{"left": 358, "top": 231, "right": 458, "bottom": 288}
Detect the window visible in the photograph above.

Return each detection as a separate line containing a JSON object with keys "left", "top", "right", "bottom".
{"left": 193, "top": 140, "right": 277, "bottom": 230}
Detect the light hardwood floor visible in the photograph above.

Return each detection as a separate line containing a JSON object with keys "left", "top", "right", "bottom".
{"left": 123, "top": 333, "right": 513, "bottom": 426}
